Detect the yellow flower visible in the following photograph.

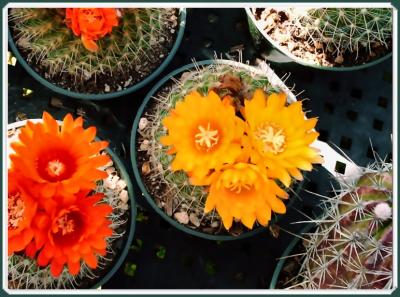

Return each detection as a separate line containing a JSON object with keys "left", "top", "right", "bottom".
{"left": 244, "top": 89, "right": 322, "bottom": 187}
{"left": 161, "top": 91, "right": 244, "bottom": 179}
{"left": 204, "top": 163, "right": 288, "bottom": 230}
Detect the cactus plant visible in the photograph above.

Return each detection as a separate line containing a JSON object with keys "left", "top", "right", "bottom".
{"left": 291, "top": 159, "right": 392, "bottom": 289}
{"left": 292, "top": 8, "right": 392, "bottom": 57}
{"left": 136, "top": 60, "right": 321, "bottom": 235}
{"left": 9, "top": 8, "right": 179, "bottom": 94}
{"left": 7, "top": 115, "right": 132, "bottom": 289}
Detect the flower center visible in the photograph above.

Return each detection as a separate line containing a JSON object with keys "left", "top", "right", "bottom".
{"left": 194, "top": 122, "right": 219, "bottom": 151}
{"left": 57, "top": 214, "right": 75, "bottom": 236}
{"left": 8, "top": 192, "right": 25, "bottom": 229}
{"left": 46, "top": 160, "right": 66, "bottom": 178}
{"left": 227, "top": 182, "right": 253, "bottom": 194}
{"left": 255, "top": 122, "right": 286, "bottom": 155}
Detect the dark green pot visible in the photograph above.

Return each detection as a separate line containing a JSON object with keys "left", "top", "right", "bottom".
{"left": 245, "top": 8, "right": 392, "bottom": 72}
{"left": 131, "top": 59, "right": 304, "bottom": 241}
{"left": 269, "top": 223, "right": 314, "bottom": 289}
{"left": 7, "top": 120, "right": 137, "bottom": 289}
{"left": 8, "top": 9, "right": 186, "bottom": 100}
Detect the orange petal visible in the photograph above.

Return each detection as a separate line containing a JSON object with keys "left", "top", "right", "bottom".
{"left": 81, "top": 35, "right": 98, "bottom": 52}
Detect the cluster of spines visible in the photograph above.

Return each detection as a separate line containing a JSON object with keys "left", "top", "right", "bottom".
{"left": 292, "top": 8, "right": 392, "bottom": 56}
{"left": 290, "top": 158, "right": 392, "bottom": 289}
{"left": 10, "top": 8, "right": 175, "bottom": 83}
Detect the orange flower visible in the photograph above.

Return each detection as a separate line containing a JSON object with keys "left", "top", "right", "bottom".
{"left": 66, "top": 8, "right": 118, "bottom": 52}
{"left": 244, "top": 90, "right": 323, "bottom": 187}
{"left": 161, "top": 91, "right": 244, "bottom": 180}
{"left": 8, "top": 171, "right": 37, "bottom": 255}
{"left": 28, "top": 191, "right": 113, "bottom": 277}
{"left": 204, "top": 163, "right": 288, "bottom": 230}
{"left": 10, "top": 112, "right": 110, "bottom": 202}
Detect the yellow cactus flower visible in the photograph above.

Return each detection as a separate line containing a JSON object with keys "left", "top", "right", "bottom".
{"left": 244, "top": 89, "right": 322, "bottom": 187}
{"left": 161, "top": 91, "right": 244, "bottom": 179}
{"left": 204, "top": 163, "right": 288, "bottom": 230}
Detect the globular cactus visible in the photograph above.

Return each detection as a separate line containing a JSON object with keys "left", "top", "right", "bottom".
{"left": 137, "top": 60, "right": 293, "bottom": 233}
{"left": 8, "top": 154, "right": 129, "bottom": 289}
{"left": 291, "top": 8, "right": 392, "bottom": 57}
{"left": 9, "top": 8, "right": 178, "bottom": 93}
{"left": 293, "top": 159, "right": 392, "bottom": 289}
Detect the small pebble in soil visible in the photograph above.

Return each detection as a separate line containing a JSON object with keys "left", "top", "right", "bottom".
{"left": 174, "top": 211, "right": 189, "bottom": 224}
{"left": 138, "top": 117, "right": 148, "bottom": 130}
{"left": 142, "top": 162, "right": 151, "bottom": 175}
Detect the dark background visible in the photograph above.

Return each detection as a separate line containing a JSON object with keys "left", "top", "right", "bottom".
{"left": 8, "top": 8, "right": 393, "bottom": 289}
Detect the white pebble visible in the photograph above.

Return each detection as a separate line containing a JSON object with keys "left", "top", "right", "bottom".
{"left": 119, "top": 190, "right": 129, "bottom": 203}
{"left": 138, "top": 118, "right": 148, "bottom": 130}
{"left": 174, "top": 212, "right": 189, "bottom": 224}
{"left": 117, "top": 179, "right": 127, "bottom": 190}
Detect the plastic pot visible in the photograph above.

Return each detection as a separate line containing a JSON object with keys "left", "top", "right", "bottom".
{"left": 7, "top": 120, "right": 137, "bottom": 289}
{"left": 131, "top": 59, "right": 304, "bottom": 241}
{"left": 269, "top": 223, "right": 314, "bottom": 289}
{"left": 8, "top": 9, "right": 186, "bottom": 100}
{"left": 245, "top": 8, "right": 392, "bottom": 71}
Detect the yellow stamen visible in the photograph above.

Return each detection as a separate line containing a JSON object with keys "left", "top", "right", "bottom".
{"left": 255, "top": 123, "right": 286, "bottom": 155}
{"left": 227, "top": 182, "right": 252, "bottom": 194}
{"left": 8, "top": 192, "right": 25, "bottom": 229}
{"left": 194, "top": 122, "right": 219, "bottom": 150}
{"left": 46, "top": 160, "right": 66, "bottom": 177}
{"left": 57, "top": 215, "right": 75, "bottom": 235}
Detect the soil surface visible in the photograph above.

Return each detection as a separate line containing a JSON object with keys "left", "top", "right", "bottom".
{"left": 252, "top": 8, "right": 392, "bottom": 68}
{"left": 10, "top": 9, "right": 179, "bottom": 95}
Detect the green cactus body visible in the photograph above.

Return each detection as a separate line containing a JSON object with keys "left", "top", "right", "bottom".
{"left": 137, "top": 61, "right": 290, "bottom": 233}
{"left": 9, "top": 8, "right": 178, "bottom": 93}
{"left": 296, "top": 161, "right": 392, "bottom": 289}
{"left": 292, "top": 8, "right": 392, "bottom": 56}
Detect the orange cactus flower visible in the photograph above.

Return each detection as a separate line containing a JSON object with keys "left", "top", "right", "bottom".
{"left": 10, "top": 112, "right": 110, "bottom": 202}
{"left": 66, "top": 8, "right": 118, "bottom": 52}
{"left": 29, "top": 191, "right": 113, "bottom": 277}
{"left": 244, "top": 89, "right": 323, "bottom": 188}
{"left": 161, "top": 91, "right": 244, "bottom": 180}
{"left": 8, "top": 171, "right": 37, "bottom": 255}
{"left": 204, "top": 163, "right": 288, "bottom": 230}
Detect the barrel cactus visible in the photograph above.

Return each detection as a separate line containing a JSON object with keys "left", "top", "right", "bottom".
{"left": 9, "top": 8, "right": 178, "bottom": 93}
{"left": 293, "top": 159, "right": 392, "bottom": 289}
{"left": 291, "top": 8, "right": 392, "bottom": 57}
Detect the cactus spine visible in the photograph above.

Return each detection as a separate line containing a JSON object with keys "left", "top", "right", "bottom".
{"left": 293, "top": 159, "right": 392, "bottom": 289}
{"left": 292, "top": 8, "right": 392, "bottom": 56}
{"left": 9, "top": 8, "right": 178, "bottom": 92}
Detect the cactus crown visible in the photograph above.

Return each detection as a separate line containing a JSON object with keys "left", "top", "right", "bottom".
{"left": 292, "top": 8, "right": 392, "bottom": 56}
{"left": 8, "top": 157, "right": 129, "bottom": 289}
{"left": 292, "top": 159, "right": 393, "bottom": 289}
{"left": 137, "top": 60, "right": 295, "bottom": 234}
{"left": 9, "top": 8, "right": 178, "bottom": 93}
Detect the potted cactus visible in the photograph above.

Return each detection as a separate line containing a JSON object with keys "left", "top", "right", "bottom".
{"left": 7, "top": 112, "right": 136, "bottom": 289}
{"left": 8, "top": 8, "right": 186, "bottom": 100}
{"left": 246, "top": 7, "right": 392, "bottom": 70}
{"left": 270, "top": 158, "right": 393, "bottom": 289}
{"left": 131, "top": 59, "right": 323, "bottom": 240}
